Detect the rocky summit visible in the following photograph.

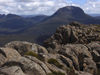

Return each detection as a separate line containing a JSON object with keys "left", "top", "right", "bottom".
{"left": 44, "top": 22, "right": 100, "bottom": 48}
{"left": 0, "top": 22, "right": 100, "bottom": 75}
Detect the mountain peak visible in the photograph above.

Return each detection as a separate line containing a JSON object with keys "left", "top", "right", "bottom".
{"left": 64, "top": 6, "right": 82, "bottom": 9}
{"left": 53, "top": 6, "right": 85, "bottom": 18}
{"left": 59, "top": 6, "right": 84, "bottom": 12}
{"left": 6, "top": 14, "right": 20, "bottom": 18}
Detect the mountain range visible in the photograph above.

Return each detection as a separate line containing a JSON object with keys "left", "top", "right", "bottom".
{"left": 90, "top": 14, "right": 100, "bottom": 17}
{"left": 0, "top": 6, "right": 100, "bottom": 45}
{"left": 26, "top": 6, "right": 100, "bottom": 35}
{"left": 0, "top": 14, "right": 48, "bottom": 34}
{"left": 95, "top": 16, "right": 100, "bottom": 19}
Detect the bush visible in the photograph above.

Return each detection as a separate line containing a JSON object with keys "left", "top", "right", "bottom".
{"left": 24, "top": 51, "right": 44, "bottom": 61}
{"left": 48, "top": 58, "right": 63, "bottom": 68}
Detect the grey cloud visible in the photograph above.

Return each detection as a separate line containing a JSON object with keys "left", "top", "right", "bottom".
{"left": 81, "top": 1, "right": 100, "bottom": 14}
{"left": 0, "top": 0, "right": 100, "bottom": 15}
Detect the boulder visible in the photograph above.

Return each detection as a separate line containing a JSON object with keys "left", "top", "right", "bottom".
{"left": 0, "top": 66, "right": 25, "bottom": 75}
{"left": 87, "top": 42, "right": 100, "bottom": 61}
{"left": 25, "top": 56, "right": 51, "bottom": 74}
{"left": 87, "top": 42, "right": 100, "bottom": 71}
{"left": 5, "top": 41, "right": 48, "bottom": 55}
{"left": 83, "top": 58, "right": 97, "bottom": 75}
{"left": 17, "top": 57, "right": 47, "bottom": 75}
{"left": 58, "top": 44, "right": 97, "bottom": 74}
{"left": 77, "top": 71, "right": 92, "bottom": 75}
{"left": 0, "top": 47, "right": 21, "bottom": 66}
{"left": 0, "top": 56, "right": 49, "bottom": 75}
{"left": 5, "top": 41, "right": 33, "bottom": 55}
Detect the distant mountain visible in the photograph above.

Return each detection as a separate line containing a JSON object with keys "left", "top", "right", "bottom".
{"left": 89, "top": 14, "right": 100, "bottom": 19}
{"left": 20, "top": 15, "right": 36, "bottom": 18}
{"left": 26, "top": 6, "right": 100, "bottom": 36}
{"left": 0, "top": 6, "right": 100, "bottom": 45}
{"left": 0, "top": 14, "right": 5, "bottom": 18}
{"left": 0, "top": 14, "right": 30, "bottom": 33}
{"left": 28, "top": 15, "right": 49, "bottom": 23}
{"left": 0, "top": 14, "right": 48, "bottom": 34}
{"left": 95, "top": 16, "right": 100, "bottom": 19}
{"left": 89, "top": 14, "right": 100, "bottom": 17}
{"left": 21, "top": 15, "right": 48, "bottom": 18}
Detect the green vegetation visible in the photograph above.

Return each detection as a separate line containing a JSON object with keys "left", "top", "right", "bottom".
{"left": 95, "top": 25, "right": 100, "bottom": 32}
{"left": 24, "top": 51, "right": 44, "bottom": 61}
{"left": 48, "top": 58, "right": 63, "bottom": 68}
{"left": 47, "top": 70, "right": 65, "bottom": 75}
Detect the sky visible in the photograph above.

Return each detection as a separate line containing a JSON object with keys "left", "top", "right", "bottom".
{"left": 0, "top": 0, "right": 100, "bottom": 15}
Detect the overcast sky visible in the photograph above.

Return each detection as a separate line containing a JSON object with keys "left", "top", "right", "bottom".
{"left": 0, "top": 0, "right": 100, "bottom": 15}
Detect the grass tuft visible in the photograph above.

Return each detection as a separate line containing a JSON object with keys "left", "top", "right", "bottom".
{"left": 48, "top": 58, "right": 63, "bottom": 68}
{"left": 24, "top": 51, "right": 44, "bottom": 61}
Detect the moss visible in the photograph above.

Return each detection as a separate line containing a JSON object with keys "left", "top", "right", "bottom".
{"left": 24, "top": 51, "right": 44, "bottom": 61}
{"left": 48, "top": 58, "right": 63, "bottom": 68}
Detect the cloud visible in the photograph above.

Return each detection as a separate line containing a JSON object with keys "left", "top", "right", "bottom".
{"left": 68, "top": 0, "right": 100, "bottom": 14}
{"left": 0, "top": 0, "right": 100, "bottom": 15}
{"left": 81, "top": 0, "right": 100, "bottom": 14}
{"left": 0, "top": 0, "right": 68, "bottom": 15}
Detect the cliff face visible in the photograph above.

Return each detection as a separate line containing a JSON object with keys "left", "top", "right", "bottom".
{"left": 0, "top": 22, "right": 100, "bottom": 75}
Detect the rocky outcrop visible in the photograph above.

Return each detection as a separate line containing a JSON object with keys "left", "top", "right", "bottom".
{"left": 0, "top": 66, "right": 25, "bottom": 75}
{"left": 0, "top": 41, "right": 100, "bottom": 75}
{"left": 0, "top": 22, "right": 100, "bottom": 75}
{"left": 44, "top": 22, "right": 100, "bottom": 48}
{"left": 5, "top": 41, "right": 48, "bottom": 55}
{"left": 0, "top": 47, "right": 21, "bottom": 67}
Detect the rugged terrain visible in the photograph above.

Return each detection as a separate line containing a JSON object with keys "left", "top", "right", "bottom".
{"left": 0, "top": 14, "right": 48, "bottom": 34}
{"left": 25, "top": 6, "right": 100, "bottom": 37}
{"left": 0, "top": 6, "right": 100, "bottom": 46}
{"left": 0, "top": 22, "right": 100, "bottom": 75}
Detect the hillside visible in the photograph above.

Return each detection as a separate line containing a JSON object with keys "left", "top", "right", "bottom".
{"left": 26, "top": 6, "right": 100, "bottom": 35}
{"left": 0, "top": 6, "right": 100, "bottom": 45}
{"left": 95, "top": 16, "right": 100, "bottom": 19}
{"left": 0, "top": 14, "right": 48, "bottom": 34}
{"left": 24, "top": 6, "right": 100, "bottom": 44}
{"left": 0, "top": 22, "right": 100, "bottom": 75}
{"left": 0, "top": 6, "right": 100, "bottom": 35}
{"left": 0, "top": 14, "right": 30, "bottom": 34}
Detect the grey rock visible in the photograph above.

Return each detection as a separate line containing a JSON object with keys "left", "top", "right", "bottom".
{"left": 77, "top": 71, "right": 92, "bottom": 75}
{"left": 83, "top": 58, "right": 97, "bottom": 75}
{"left": 0, "top": 47, "right": 21, "bottom": 66}
{"left": 5, "top": 41, "right": 33, "bottom": 55}
{"left": 0, "top": 66, "right": 25, "bottom": 75}
{"left": 44, "top": 23, "right": 100, "bottom": 48}
{"left": 58, "top": 44, "right": 92, "bottom": 71}
{"left": 5, "top": 41, "right": 48, "bottom": 55}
